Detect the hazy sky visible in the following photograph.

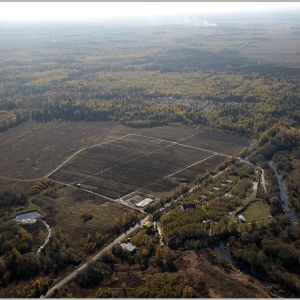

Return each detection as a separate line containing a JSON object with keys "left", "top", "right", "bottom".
{"left": 0, "top": 2, "right": 299, "bottom": 22}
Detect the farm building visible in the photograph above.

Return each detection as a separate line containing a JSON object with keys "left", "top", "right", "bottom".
{"left": 135, "top": 198, "right": 154, "bottom": 208}
{"left": 238, "top": 214, "right": 246, "bottom": 223}
{"left": 121, "top": 243, "right": 137, "bottom": 255}
{"left": 144, "top": 221, "right": 154, "bottom": 229}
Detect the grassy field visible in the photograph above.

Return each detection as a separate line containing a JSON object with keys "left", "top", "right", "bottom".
{"left": 31, "top": 184, "right": 133, "bottom": 249}
{"left": 243, "top": 200, "right": 271, "bottom": 225}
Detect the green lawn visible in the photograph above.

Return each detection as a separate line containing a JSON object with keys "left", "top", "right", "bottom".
{"left": 243, "top": 201, "right": 271, "bottom": 224}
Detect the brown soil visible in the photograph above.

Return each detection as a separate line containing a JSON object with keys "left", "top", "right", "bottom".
{"left": 0, "top": 121, "right": 249, "bottom": 184}
{"left": 66, "top": 249, "right": 271, "bottom": 298}
{"left": 175, "top": 250, "right": 271, "bottom": 298}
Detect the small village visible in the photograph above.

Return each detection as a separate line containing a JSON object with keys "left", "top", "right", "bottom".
{"left": 118, "top": 159, "right": 272, "bottom": 255}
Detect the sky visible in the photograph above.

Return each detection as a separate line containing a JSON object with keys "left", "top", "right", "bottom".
{"left": 0, "top": 2, "right": 299, "bottom": 22}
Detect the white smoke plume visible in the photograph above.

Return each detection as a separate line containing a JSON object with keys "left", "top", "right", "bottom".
{"left": 183, "top": 15, "right": 217, "bottom": 27}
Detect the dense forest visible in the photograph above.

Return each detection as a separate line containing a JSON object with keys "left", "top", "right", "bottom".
{"left": 1, "top": 14, "right": 300, "bottom": 298}
{"left": 0, "top": 22, "right": 300, "bottom": 137}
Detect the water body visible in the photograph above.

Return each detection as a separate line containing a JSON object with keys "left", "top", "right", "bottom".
{"left": 15, "top": 210, "right": 41, "bottom": 221}
{"left": 216, "top": 160, "right": 298, "bottom": 298}
{"left": 215, "top": 240, "right": 235, "bottom": 265}
{"left": 14, "top": 211, "right": 51, "bottom": 255}
{"left": 215, "top": 241, "right": 286, "bottom": 298}
{"left": 268, "top": 160, "right": 297, "bottom": 225}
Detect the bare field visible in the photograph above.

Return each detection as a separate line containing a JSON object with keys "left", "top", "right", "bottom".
{"left": 50, "top": 135, "right": 213, "bottom": 198}
{"left": 0, "top": 121, "right": 134, "bottom": 180}
{"left": 0, "top": 121, "right": 250, "bottom": 199}
{"left": 181, "top": 130, "right": 249, "bottom": 156}
{"left": 175, "top": 155, "right": 227, "bottom": 181}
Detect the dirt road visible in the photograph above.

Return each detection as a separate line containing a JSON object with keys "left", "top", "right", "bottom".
{"left": 45, "top": 134, "right": 132, "bottom": 178}
{"left": 41, "top": 215, "right": 148, "bottom": 298}
{"left": 240, "top": 159, "right": 267, "bottom": 193}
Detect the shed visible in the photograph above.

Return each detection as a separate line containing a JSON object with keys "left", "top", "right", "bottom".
{"left": 182, "top": 203, "right": 196, "bottom": 211}
{"left": 121, "top": 243, "right": 137, "bottom": 255}
{"left": 238, "top": 214, "right": 246, "bottom": 223}
{"left": 144, "top": 221, "right": 154, "bottom": 229}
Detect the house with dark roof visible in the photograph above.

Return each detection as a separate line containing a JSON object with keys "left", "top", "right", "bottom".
{"left": 182, "top": 203, "right": 196, "bottom": 211}
{"left": 168, "top": 236, "right": 178, "bottom": 249}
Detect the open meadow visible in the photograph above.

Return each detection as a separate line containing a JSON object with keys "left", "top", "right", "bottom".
{"left": 30, "top": 184, "right": 133, "bottom": 249}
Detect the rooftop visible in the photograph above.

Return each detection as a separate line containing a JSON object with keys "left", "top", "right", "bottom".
{"left": 135, "top": 198, "right": 154, "bottom": 208}
{"left": 121, "top": 243, "right": 136, "bottom": 253}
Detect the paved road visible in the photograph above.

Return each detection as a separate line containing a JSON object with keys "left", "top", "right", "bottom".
{"left": 41, "top": 215, "right": 148, "bottom": 298}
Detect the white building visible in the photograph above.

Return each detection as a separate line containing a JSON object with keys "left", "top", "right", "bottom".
{"left": 135, "top": 198, "right": 154, "bottom": 208}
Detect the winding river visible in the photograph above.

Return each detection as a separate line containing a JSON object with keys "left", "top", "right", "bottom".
{"left": 216, "top": 241, "right": 286, "bottom": 298}
{"left": 215, "top": 161, "right": 298, "bottom": 298}
{"left": 268, "top": 160, "right": 297, "bottom": 226}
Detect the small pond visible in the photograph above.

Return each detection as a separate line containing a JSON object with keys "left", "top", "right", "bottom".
{"left": 15, "top": 210, "right": 41, "bottom": 221}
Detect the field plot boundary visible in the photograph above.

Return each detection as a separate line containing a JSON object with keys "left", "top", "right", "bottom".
{"left": 131, "top": 134, "right": 232, "bottom": 158}
{"left": 63, "top": 132, "right": 204, "bottom": 186}
{"left": 0, "top": 175, "right": 42, "bottom": 182}
{"left": 48, "top": 131, "right": 227, "bottom": 201}
{"left": 123, "top": 153, "right": 218, "bottom": 199}
{"left": 67, "top": 137, "right": 177, "bottom": 186}
{"left": 46, "top": 134, "right": 133, "bottom": 178}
